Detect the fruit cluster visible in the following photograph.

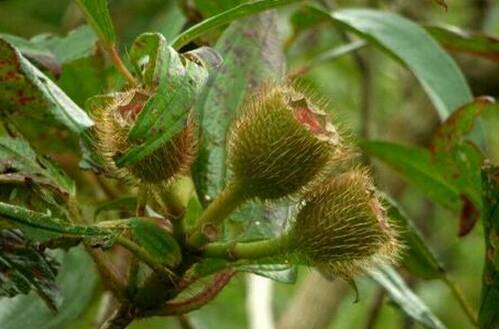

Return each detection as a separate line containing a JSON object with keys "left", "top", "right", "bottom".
{"left": 93, "top": 82, "right": 400, "bottom": 280}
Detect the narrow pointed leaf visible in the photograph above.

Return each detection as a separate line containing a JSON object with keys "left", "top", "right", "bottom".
{"left": 0, "top": 202, "right": 116, "bottom": 244}
{"left": 193, "top": 0, "right": 247, "bottom": 18}
{"left": 384, "top": 196, "right": 444, "bottom": 279}
{"left": 171, "top": 0, "right": 304, "bottom": 49}
{"left": 427, "top": 25, "right": 499, "bottom": 63}
{"left": 76, "top": 0, "right": 116, "bottom": 47}
{"left": 360, "top": 140, "right": 461, "bottom": 211}
{"left": 370, "top": 265, "right": 447, "bottom": 329}
{"left": 311, "top": 7, "right": 472, "bottom": 120}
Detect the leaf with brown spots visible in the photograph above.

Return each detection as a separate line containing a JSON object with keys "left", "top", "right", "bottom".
{"left": 0, "top": 38, "right": 93, "bottom": 133}
{"left": 0, "top": 136, "right": 75, "bottom": 196}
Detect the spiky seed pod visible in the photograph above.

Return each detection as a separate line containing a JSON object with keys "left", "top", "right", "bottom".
{"left": 93, "top": 89, "right": 196, "bottom": 184}
{"left": 290, "top": 168, "right": 399, "bottom": 279}
{"left": 227, "top": 84, "right": 343, "bottom": 200}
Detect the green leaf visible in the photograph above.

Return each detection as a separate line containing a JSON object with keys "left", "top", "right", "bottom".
{"left": 427, "top": 25, "right": 499, "bottom": 63}
{"left": 289, "top": 5, "right": 329, "bottom": 33}
{"left": 0, "top": 38, "right": 94, "bottom": 133}
{"left": 430, "top": 97, "right": 493, "bottom": 155}
{"left": 193, "top": 0, "right": 247, "bottom": 17}
{"left": 76, "top": 0, "right": 116, "bottom": 47}
{"left": 192, "top": 11, "right": 284, "bottom": 203}
{"left": 430, "top": 97, "right": 493, "bottom": 201}
{"left": 0, "top": 136, "right": 75, "bottom": 195}
{"left": 129, "top": 33, "right": 171, "bottom": 87}
{"left": 384, "top": 196, "right": 444, "bottom": 280}
{"left": 128, "top": 218, "right": 182, "bottom": 268}
{"left": 171, "top": 0, "right": 303, "bottom": 49}
{"left": 312, "top": 7, "right": 472, "bottom": 120}
{"left": 0, "top": 202, "right": 117, "bottom": 245}
{"left": 32, "top": 25, "right": 98, "bottom": 64}
{"left": 478, "top": 164, "right": 499, "bottom": 329}
{"left": 238, "top": 264, "right": 297, "bottom": 283}
{"left": 0, "top": 229, "right": 60, "bottom": 311}
{"left": 0, "top": 247, "right": 97, "bottom": 329}
{"left": 0, "top": 33, "right": 58, "bottom": 73}
{"left": 360, "top": 140, "right": 460, "bottom": 211}
{"left": 115, "top": 43, "right": 213, "bottom": 167}
{"left": 430, "top": 97, "right": 495, "bottom": 234}
{"left": 151, "top": 3, "right": 186, "bottom": 41}
{"left": 94, "top": 197, "right": 137, "bottom": 220}
{"left": 1, "top": 26, "right": 98, "bottom": 66}
{"left": 369, "top": 264, "right": 447, "bottom": 329}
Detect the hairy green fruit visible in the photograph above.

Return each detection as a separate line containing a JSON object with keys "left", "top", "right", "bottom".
{"left": 291, "top": 168, "right": 399, "bottom": 278}
{"left": 227, "top": 84, "right": 342, "bottom": 200}
{"left": 93, "top": 89, "right": 195, "bottom": 184}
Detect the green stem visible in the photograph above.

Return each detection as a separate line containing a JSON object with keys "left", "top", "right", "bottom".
{"left": 161, "top": 186, "right": 187, "bottom": 242}
{"left": 203, "top": 235, "right": 291, "bottom": 260}
{"left": 116, "top": 235, "right": 174, "bottom": 280}
{"left": 187, "top": 183, "right": 247, "bottom": 248}
{"left": 443, "top": 275, "right": 478, "bottom": 327}
{"left": 109, "top": 46, "right": 137, "bottom": 86}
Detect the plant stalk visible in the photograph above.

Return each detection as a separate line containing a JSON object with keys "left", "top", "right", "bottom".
{"left": 108, "top": 46, "right": 137, "bottom": 86}
{"left": 443, "top": 275, "right": 478, "bottom": 327}
{"left": 115, "top": 235, "right": 175, "bottom": 281}
{"left": 187, "top": 183, "right": 247, "bottom": 248}
{"left": 203, "top": 235, "right": 290, "bottom": 260}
